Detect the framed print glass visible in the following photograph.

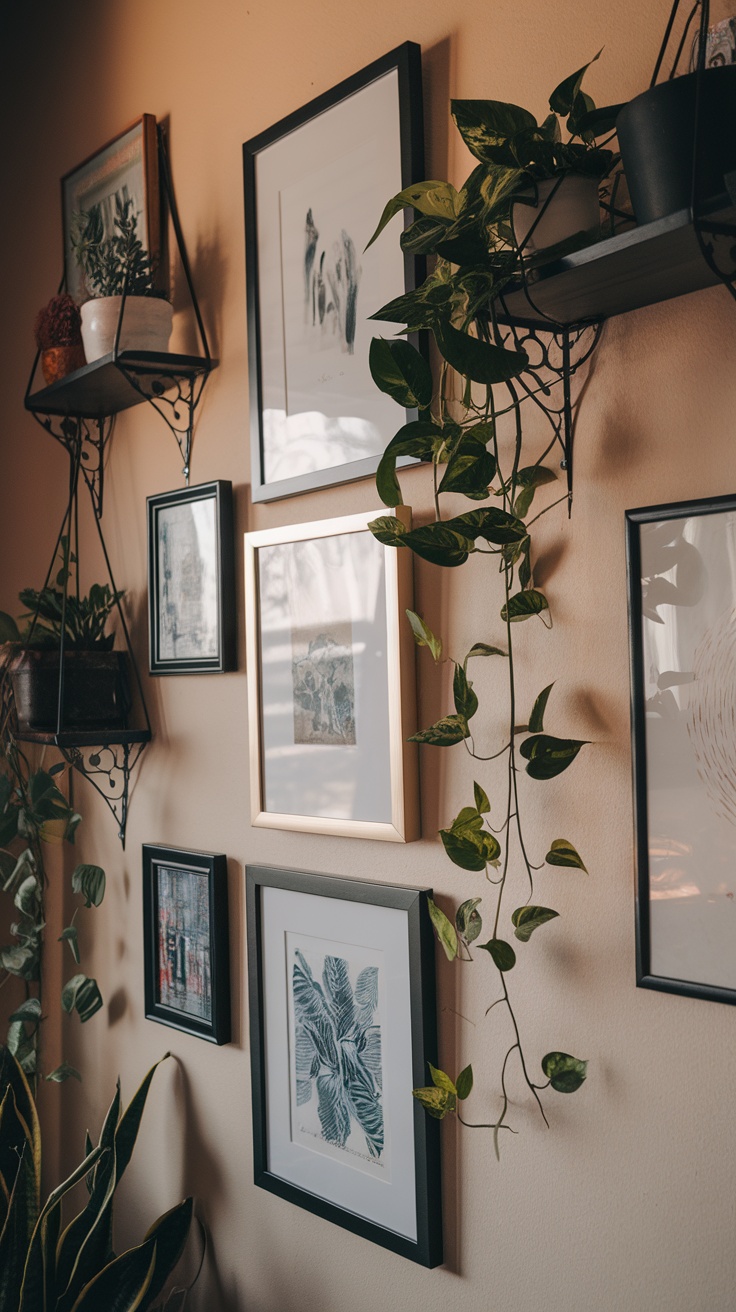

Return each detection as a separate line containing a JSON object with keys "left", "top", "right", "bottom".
{"left": 244, "top": 509, "right": 418, "bottom": 841}
{"left": 147, "top": 480, "right": 236, "bottom": 675}
{"left": 62, "top": 115, "right": 161, "bottom": 303}
{"left": 243, "top": 42, "right": 425, "bottom": 501}
{"left": 142, "top": 844, "right": 231, "bottom": 1044}
{"left": 246, "top": 864, "right": 442, "bottom": 1267}
{"left": 627, "top": 493, "right": 736, "bottom": 1005}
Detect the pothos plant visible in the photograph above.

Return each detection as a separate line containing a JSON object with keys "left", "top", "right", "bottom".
{"left": 365, "top": 57, "right": 612, "bottom": 1153}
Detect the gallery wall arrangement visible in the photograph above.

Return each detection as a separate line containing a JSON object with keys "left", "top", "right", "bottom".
{"left": 1, "top": 0, "right": 736, "bottom": 1306}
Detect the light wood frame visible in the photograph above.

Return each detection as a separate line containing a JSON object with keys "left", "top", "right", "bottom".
{"left": 244, "top": 508, "right": 419, "bottom": 841}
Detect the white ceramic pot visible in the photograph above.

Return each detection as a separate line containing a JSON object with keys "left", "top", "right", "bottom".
{"left": 80, "top": 295, "right": 173, "bottom": 362}
{"left": 511, "top": 174, "right": 601, "bottom": 254}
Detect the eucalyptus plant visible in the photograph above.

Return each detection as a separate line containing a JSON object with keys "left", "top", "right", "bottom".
{"left": 366, "top": 58, "right": 606, "bottom": 1153}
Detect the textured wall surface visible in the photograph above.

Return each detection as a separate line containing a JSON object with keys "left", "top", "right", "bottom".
{"left": 2, "top": 1, "right": 736, "bottom": 1309}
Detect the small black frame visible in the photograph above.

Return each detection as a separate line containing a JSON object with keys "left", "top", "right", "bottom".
{"left": 627, "top": 492, "right": 736, "bottom": 1007}
{"left": 143, "top": 843, "right": 231, "bottom": 1044}
{"left": 246, "top": 864, "right": 442, "bottom": 1267}
{"left": 147, "top": 480, "right": 236, "bottom": 675}
{"left": 243, "top": 41, "right": 425, "bottom": 502}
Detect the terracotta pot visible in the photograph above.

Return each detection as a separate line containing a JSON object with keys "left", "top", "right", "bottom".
{"left": 9, "top": 650, "right": 130, "bottom": 732}
{"left": 40, "top": 344, "right": 86, "bottom": 386}
{"left": 80, "top": 295, "right": 173, "bottom": 363}
{"left": 511, "top": 174, "right": 601, "bottom": 254}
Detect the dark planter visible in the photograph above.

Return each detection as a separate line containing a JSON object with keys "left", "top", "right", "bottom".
{"left": 10, "top": 650, "right": 130, "bottom": 732}
{"left": 616, "top": 65, "right": 736, "bottom": 225}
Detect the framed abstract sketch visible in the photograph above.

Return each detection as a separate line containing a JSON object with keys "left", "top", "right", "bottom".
{"left": 627, "top": 493, "right": 736, "bottom": 1006}
{"left": 62, "top": 115, "right": 161, "bottom": 303}
{"left": 243, "top": 42, "right": 424, "bottom": 501}
{"left": 147, "top": 481, "right": 236, "bottom": 675}
{"left": 246, "top": 864, "right": 442, "bottom": 1267}
{"left": 244, "top": 509, "right": 419, "bottom": 841}
{"left": 142, "top": 844, "right": 230, "bottom": 1044}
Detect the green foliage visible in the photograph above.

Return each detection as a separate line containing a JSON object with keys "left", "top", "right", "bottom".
{"left": 71, "top": 194, "right": 158, "bottom": 300}
{"left": 541, "top": 1051, "right": 588, "bottom": 1093}
{"left": 545, "top": 839, "right": 588, "bottom": 872}
{"left": 511, "top": 906, "right": 560, "bottom": 942}
{"left": 0, "top": 1050, "right": 192, "bottom": 1311}
{"left": 0, "top": 538, "right": 123, "bottom": 653}
{"left": 412, "top": 1061, "right": 474, "bottom": 1120}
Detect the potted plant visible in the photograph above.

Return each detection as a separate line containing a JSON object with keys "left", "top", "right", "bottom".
{"left": 33, "top": 292, "right": 86, "bottom": 385}
{"left": 0, "top": 538, "right": 129, "bottom": 732}
{"left": 71, "top": 193, "right": 173, "bottom": 362}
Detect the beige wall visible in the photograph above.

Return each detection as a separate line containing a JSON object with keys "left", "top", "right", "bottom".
{"left": 2, "top": 1, "right": 736, "bottom": 1308}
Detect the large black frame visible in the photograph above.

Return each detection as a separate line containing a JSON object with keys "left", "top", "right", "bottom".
{"left": 243, "top": 41, "right": 425, "bottom": 502}
{"left": 627, "top": 492, "right": 736, "bottom": 1007}
{"left": 143, "top": 843, "right": 231, "bottom": 1044}
{"left": 246, "top": 864, "right": 442, "bottom": 1267}
{"left": 147, "top": 480, "right": 236, "bottom": 675}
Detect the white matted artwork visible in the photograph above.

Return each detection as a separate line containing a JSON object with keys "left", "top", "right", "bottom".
{"left": 244, "top": 509, "right": 418, "bottom": 841}
{"left": 243, "top": 43, "right": 424, "bottom": 500}
{"left": 627, "top": 494, "right": 736, "bottom": 1004}
{"left": 246, "top": 865, "right": 442, "bottom": 1267}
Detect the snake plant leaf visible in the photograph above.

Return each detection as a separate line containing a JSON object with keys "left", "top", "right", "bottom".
{"left": 453, "top": 663, "right": 478, "bottom": 721}
{"left": 542, "top": 1051, "right": 588, "bottom": 1093}
{"left": 369, "top": 337, "right": 432, "bottom": 410}
{"left": 0, "top": 1053, "right": 41, "bottom": 1281}
{"left": 456, "top": 1064, "right": 474, "bottom": 1100}
{"left": 549, "top": 50, "right": 601, "bottom": 117}
{"left": 479, "top": 938, "right": 517, "bottom": 972}
{"left": 365, "top": 180, "right": 461, "bottom": 250}
{"left": 67, "top": 1234, "right": 158, "bottom": 1312}
{"left": 434, "top": 316, "right": 529, "bottom": 385}
{"left": 456, "top": 898, "right": 483, "bottom": 943}
{"left": 501, "top": 589, "right": 549, "bottom": 622}
{"left": 412, "top": 1085, "right": 456, "bottom": 1118}
{"left": 529, "top": 683, "right": 554, "bottom": 734}
{"left": 18, "top": 1141, "right": 104, "bottom": 1312}
{"left": 520, "top": 734, "right": 588, "bottom": 780}
{"left": 406, "top": 610, "right": 442, "bottom": 662}
{"left": 511, "top": 905, "right": 560, "bottom": 942}
{"left": 410, "top": 714, "right": 470, "bottom": 746}
{"left": 71, "top": 864, "right": 106, "bottom": 909}
{"left": 546, "top": 839, "right": 588, "bottom": 872}
{"left": 473, "top": 781, "right": 491, "bottom": 814}
{"left": 375, "top": 420, "right": 440, "bottom": 506}
{"left": 61, "top": 975, "right": 103, "bottom": 1024}
{"left": 429, "top": 1064, "right": 457, "bottom": 1094}
{"left": 427, "top": 898, "right": 459, "bottom": 961}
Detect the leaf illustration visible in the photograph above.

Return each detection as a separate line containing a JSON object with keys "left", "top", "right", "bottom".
{"left": 316, "top": 1072, "right": 352, "bottom": 1147}
{"left": 361, "top": 1029, "right": 383, "bottom": 1091}
{"left": 342, "top": 1043, "right": 384, "bottom": 1157}
{"left": 322, "top": 955, "right": 355, "bottom": 1039}
{"left": 354, "top": 966, "right": 379, "bottom": 1030}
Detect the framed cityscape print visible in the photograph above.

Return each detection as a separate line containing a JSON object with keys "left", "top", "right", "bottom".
{"left": 627, "top": 493, "right": 736, "bottom": 1006}
{"left": 147, "top": 481, "right": 236, "bottom": 675}
{"left": 243, "top": 42, "right": 425, "bottom": 501}
{"left": 244, "top": 509, "right": 419, "bottom": 841}
{"left": 246, "top": 864, "right": 442, "bottom": 1267}
{"left": 62, "top": 115, "right": 161, "bottom": 303}
{"left": 143, "top": 843, "right": 231, "bottom": 1044}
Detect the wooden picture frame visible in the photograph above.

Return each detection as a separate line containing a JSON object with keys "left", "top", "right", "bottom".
{"left": 143, "top": 843, "right": 231, "bottom": 1044}
{"left": 147, "top": 480, "right": 236, "bottom": 675}
{"left": 62, "top": 114, "right": 161, "bottom": 303}
{"left": 244, "top": 508, "right": 418, "bottom": 841}
{"left": 243, "top": 42, "right": 425, "bottom": 501}
{"left": 627, "top": 492, "right": 736, "bottom": 1006}
{"left": 246, "top": 863, "right": 442, "bottom": 1267}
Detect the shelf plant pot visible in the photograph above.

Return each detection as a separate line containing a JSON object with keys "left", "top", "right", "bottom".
{"left": 80, "top": 296, "right": 173, "bottom": 364}
{"left": 616, "top": 65, "right": 736, "bottom": 225}
{"left": 511, "top": 174, "right": 601, "bottom": 254}
{"left": 9, "top": 650, "right": 131, "bottom": 732}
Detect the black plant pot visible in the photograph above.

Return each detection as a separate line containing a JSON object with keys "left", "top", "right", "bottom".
{"left": 10, "top": 650, "right": 131, "bottom": 732}
{"left": 616, "top": 65, "right": 736, "bottom": 226}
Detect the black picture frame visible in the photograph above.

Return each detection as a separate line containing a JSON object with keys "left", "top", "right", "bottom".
{"left": 143, "top": 843, "right": 231, "bottom": 1044}
{"left": 243, "top": 41, "right": 425, "bottom": 502}
{"left": 246, "top": 864, "right": 442, "bottom": 1267}
{"left": 627, "top": 492, "right": 736, "bottom": 1006}
{"left": 147, "top": 480, "right": 236, "bottom": 675}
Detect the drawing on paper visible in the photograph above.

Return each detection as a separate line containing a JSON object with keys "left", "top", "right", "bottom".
{"left": 157, "top": 863, "right": 212, "bottom": 1021}
{"left": 157, "top": 501, "right": 218, "bottom": 661}
{"left": 291, "top": 620, "right": 356, "bottom": 746}
{"left": 303, "top": 208, "right": 361, "bottom": 355}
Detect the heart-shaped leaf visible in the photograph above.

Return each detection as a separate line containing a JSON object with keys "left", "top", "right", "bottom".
{"left": 501, "top": 589, "right": 549, "bottom": 623}
{"left": 520, "top": 734, "right": 588, "bottom": 780}
{"left": 406, "top": 610, "right": 443, "bottom": 662}
{"left": 456, "top": 1064, "right": 474, "bottom": 1100}
{"left": 479, "top": 938, "right": 516, "bottom": 971}
{"left": 456, "top": 898, "right": 483, "bottom": 943}
{"left": 369, "top": 337, "right": 432, "bottom": 410}
{"left": 411, "top": 715, "right": 469, "bottom": 746}
{"left": 427, "top": 898, "right": 458, "bottom": 961}
{"left": 546, "top": 839, "right": 588, "bottom": 872}
{"left": 542, "top": 1051, "right": 588, "bottom": 1093}
{"left": 511, "top": 905, "right": 559, "bottom": 942}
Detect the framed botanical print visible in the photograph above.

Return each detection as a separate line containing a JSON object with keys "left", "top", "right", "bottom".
{"left": 627, "top": 493, "right": 736, "bottom": 1006}
{"left": 243, "top": 42, "right": 424, "bottom": 501}
{"left": 246, "top": 863, "right": 442, "bottom": 1266}
{"left": 244, "top": 509, "right": 419, "bottom": 841}
{"left": 142, "top": 843, "right": 231, "bottom": 1044}
{"left": 62, "top": 115, "right": 161, "bottom": 303}
{"left": 147, "top": 480, "right": 236, "bottom": 675}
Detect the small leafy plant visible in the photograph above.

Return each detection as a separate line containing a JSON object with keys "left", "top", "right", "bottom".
{"left": 33, "top": 294, "right": 83, "bottom": 350}
{"left": 71, "top": 194, "right": 158, "bottom": 299}
{"left": 0, "top": 537, "right": 123, "bottom": 652}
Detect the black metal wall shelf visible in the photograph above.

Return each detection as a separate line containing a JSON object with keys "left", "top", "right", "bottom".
{"left": 25, "top": 350, "right": 216, "bottom": 419}
{"left": 499, "top": 193, "right": 735, "bottom": 329}
{"left": 15, "top": 728, "right": 151, "bottom": 748}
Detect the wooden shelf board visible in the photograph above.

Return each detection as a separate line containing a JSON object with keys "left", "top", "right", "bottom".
{"left": 25, "top": 350, "right": 217, "bottom": 419}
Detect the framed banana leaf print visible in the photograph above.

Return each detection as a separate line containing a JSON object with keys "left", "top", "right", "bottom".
{"left": 246, "top": 864, "right": 442, "bottom": 1267}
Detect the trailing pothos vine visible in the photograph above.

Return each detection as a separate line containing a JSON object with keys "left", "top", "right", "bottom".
{"left": 365, "top": 58, "right": 612, "bottom": 1152}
